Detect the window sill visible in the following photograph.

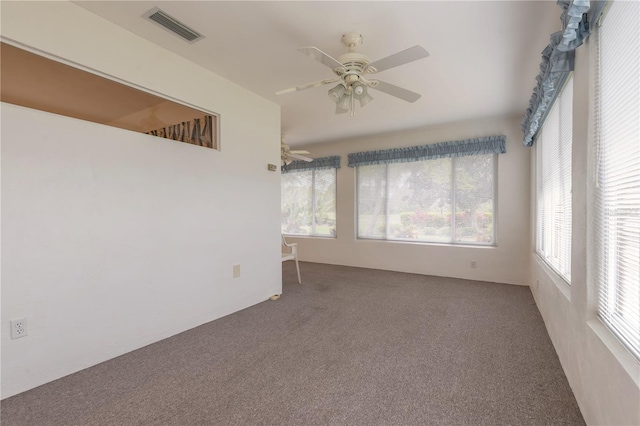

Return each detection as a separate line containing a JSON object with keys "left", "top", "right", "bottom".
{"left": 356, "top": 237, "right": 497, "bottom": 249}
{"left": 587, "top": 319, "right": 640, "bottom": 388}
{"left": 283, "top": 234, "right": 336, "bottom": 240}
{"left": 534, "top": 254, "right": 571, "bottom": 302}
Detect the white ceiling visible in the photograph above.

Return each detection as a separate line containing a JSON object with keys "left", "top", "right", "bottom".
{"left": 75, "top": 1, "right": 560, "bottom": 147}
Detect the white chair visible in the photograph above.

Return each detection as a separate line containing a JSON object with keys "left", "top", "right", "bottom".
{"left": 281, "top": 234, "right": 301, "bottom": 284}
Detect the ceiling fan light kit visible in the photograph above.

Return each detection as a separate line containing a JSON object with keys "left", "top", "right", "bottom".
{"left": 277, "top": 31, "right": 429, "bottom": 116}
{"left": 352, "top": 82, "right": 373, "bottom": 107}
{"left": 328, "top": 84, "right": 346, "bottom": 102}
{"left": 336, "top": 86, "right": 354, "bottom": 113}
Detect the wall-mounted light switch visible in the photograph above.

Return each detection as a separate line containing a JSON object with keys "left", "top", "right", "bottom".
{"left": 267, "top": 164, "right": 278, "bottom": 171}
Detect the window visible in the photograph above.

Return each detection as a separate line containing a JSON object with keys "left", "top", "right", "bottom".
{"left": 536, "top": 75, "right": 573, "bottom": 282}
{"left": 594, "top": 0, "right": 640, "bottom": 359}
{"left": 357, "top": 154, "right": 496, "bottom": 245}
{"left": 281, "top": 168, "right": 336, "bottom": 237}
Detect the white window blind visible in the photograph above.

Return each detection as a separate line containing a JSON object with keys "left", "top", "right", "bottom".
{"left": 594, "top": 0, "right": 640, "bottom": 359}
{"left": 281, "top": 169, "right": 337, "bottom": 237}
{"left": 536, "top": 75, "right": 573, "bottom": 282}
{"left": 357, "top": 154, "right": 495, "bottom": 245}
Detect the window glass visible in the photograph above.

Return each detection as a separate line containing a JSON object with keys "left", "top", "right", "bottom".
{"left": 357, "top": 164, "right": 387, "bottom": 239}
{"left": 313, "top": 169, "right": 337, "bottom": 236}
{"left": 455, "top": 155, "right": 494, "bottom": 244}
{"left": 387, "top": 159, "right": 452, "bottom": 242}
{"left": 536, "top": 75, "right": 573, "bottom": 282}
{"left": 594, "top": 0, "right": 640, "bottom": 359}
{"left": 282, "top": 169, "right": 336, "bottom": 237}
{"left": 356, "top": 154, "right": 495, "bottom": 245}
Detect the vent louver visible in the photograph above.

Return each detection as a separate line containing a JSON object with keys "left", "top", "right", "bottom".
{"left": 144, "top": 8, "right": 203, "bottom": 43}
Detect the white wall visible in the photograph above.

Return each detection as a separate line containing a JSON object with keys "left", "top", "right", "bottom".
{"left": 1, "top": 2, "right": 281, "bottom": 398}
{"left": 288, "top": 116, "right": 531, "bottom": 286}
{"left": 529, "top": 32, "right": 640, "bottom": 425}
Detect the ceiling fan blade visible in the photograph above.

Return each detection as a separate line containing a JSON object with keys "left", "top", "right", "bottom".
{"left": 290, "top": 150, "right": 311, "bottom": 155}
{"left": 276, "top": 78, "right": 340, "bottom": 95}
{"left": 298, "top": 46, "right": 345, "bottom": 71}
{"left": 368, "top": 80, "right": 422, "bottom": 103}
{"left": 366, "top": 46, "right": 429, "bottom": 74}
{"left": 289, "top": 153, "right": 314, "bottom": 162}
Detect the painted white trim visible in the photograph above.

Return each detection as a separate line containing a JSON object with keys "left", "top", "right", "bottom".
{"left": 587, "top": 319, "right": 640, "bottom": 387}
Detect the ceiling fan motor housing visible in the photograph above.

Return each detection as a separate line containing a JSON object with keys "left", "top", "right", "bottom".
{"left": 336, "top": 52, "right": 371, "bottom": 87}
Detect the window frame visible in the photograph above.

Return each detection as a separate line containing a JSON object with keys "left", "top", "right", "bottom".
{"left": 355, "top": 153, "right": 498, "bottom": 246}
{"left": 591, "top": 0, "right": 640, "bottom": 361}
{"left": 281, "top": 167, "right": 337, "bottom": 238}
{"left": 534, "top": 74, "right": 574, "bottom": 284}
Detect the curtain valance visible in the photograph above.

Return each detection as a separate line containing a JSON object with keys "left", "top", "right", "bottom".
{"left": 347, "top": 136, "right": 506, "bottom": 168}
{"left": 522, "top": 0, "right": 606, "bottom": 146}
{"left": 281, "top": 155, "right": 341, "bottom": 173}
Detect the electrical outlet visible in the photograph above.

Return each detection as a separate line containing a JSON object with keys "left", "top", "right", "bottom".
{"left": 470, "top": 260, "right": 477, "bottom": 269}
{"left": 10, "top": 318, "right": 28, "bottom": 340}
{"left": 233, "top": 264, "right": 241, "bottom": 278}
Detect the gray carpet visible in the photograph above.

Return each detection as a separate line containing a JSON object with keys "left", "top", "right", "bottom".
{"left": 1, "top": 262, "right": 584, "bottom": 425}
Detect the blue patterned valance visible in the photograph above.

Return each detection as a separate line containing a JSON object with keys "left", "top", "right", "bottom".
{"left": 347, "top": 136, "right": 506, "bottom": 168}
{"left": 522, "top": 0, "right": 606, "bottom": 146}
{"left": 281, "top": 155, "right": 341, "bottom": 174}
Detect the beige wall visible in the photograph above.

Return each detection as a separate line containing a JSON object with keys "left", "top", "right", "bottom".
{"left": 288, "top": 37, "right": 640, "bottom": 424}
{"left": 1, "top": 2, "right": 281, "bottom": 398}
{"left": 287, "top": 115, "right": 531, "bottom": 286}
{"left": 529, "top": 33, "right": 640, "bottom": 425}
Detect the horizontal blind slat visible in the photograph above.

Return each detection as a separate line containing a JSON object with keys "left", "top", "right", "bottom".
{"left": 594, "top": 0, "right": 640, "bottom": 360}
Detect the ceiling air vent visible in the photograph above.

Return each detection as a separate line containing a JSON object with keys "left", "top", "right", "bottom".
{"left": 144, "top": 7, "right": 204, "bottom": 43}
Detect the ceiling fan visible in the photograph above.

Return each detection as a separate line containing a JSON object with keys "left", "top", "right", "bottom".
{"left": 276, "top": 32, "right": 429, "bottom": 116}
{"left": 281, "top": 135, "right": 313, "bottom": 165}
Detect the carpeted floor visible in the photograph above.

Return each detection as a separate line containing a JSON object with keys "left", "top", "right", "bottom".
{"left": 1, "top": 262, "right": 584, "bottom": 425}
